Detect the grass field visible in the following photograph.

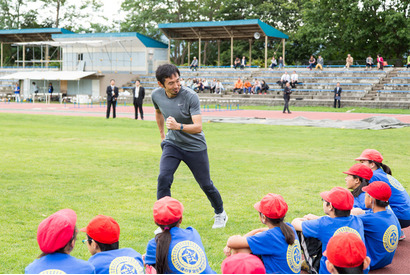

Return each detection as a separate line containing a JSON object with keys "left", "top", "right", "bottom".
{"left": 1, "top": 113, "right": 409, "bottom": 273}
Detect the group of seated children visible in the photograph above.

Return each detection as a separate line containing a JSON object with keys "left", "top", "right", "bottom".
{"left": 181, "top": 77, "right": 224, "bottom": 94}
{"left": 234, "top": 56, "right": 247, "bottom": 70}
{"left": 233, "top": 77, "right": 269, "bottom": 95}
{"left": 25, "top": 148, "right": 410, "bottom": 274}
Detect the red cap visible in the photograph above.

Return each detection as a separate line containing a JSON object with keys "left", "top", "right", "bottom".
{"left": 254, "top": 193, "right": 288, "bottom": 219}
{"left": 343, "top": 163, "right": 373, "bottom": 180}
{"left": 355, "top": 149, "right": 383, "bottom": 163}
{"left": 80, "top": 215, "right": 120, "bottom": 244}
{"left": 153, "top": 196, "right": 184, "bottom": 225}
{"left": 221, "top": 253, "right": 266, "bottom": 274}
{"left": 324, "top": 232, "right": 367, "bottom": 268}
{"left": 320, "top": 187, "right": 354, "bottom": 210}
{"left": 362, "top": 181, "right": 392, "bottom": 202}
{"left": 37, "top": 209, "right": 77, "bottom": 254}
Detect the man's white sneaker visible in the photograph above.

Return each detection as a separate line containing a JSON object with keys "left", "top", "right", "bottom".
{"left": 212, "top": 210, "right": 228, "bottom": 229}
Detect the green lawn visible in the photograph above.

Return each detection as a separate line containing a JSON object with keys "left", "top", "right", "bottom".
{"left": 1, "top": 113, "right": 409, "bottom": 273}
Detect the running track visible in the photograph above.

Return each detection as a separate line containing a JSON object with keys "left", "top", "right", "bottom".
{"left": 2, "top": 101, "right": 410, "bottom": 273}
{"left": 1, "top": 102, "right": 410, "bottom": 124}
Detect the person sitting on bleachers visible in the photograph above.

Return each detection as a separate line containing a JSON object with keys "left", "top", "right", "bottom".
{"left": 180, "top": 77, "right": 186, "bottom": 87}
{"left": 269, "top": 56, "right": 277, "bottom": 70}
{"left": 407, "top": 55, "right": 410, "bottom": 69}
{"left": 234, "top": 57, "right": 241, "bottom": 69}
{"left": 290, "top": 71, "right": 298, "bottom": 88}
{"left": 278, "top": 56, "right": 284, "bottom": 69}
{"left": 194, "top": 79, "right": 204, "bottom": 93}
{"left": 190, "top": 57, "right": 198, "bottom": 71}
{"left": 210, "top": 78, "right": 217, "bottom": 93}
{"left": 308, "top": 55, "right": 316, "bottom": 71}
{"left": 186, "top": 78, "right": 193, "bottom": 89}
{"left": 252, "top": 79, "right": 262, "bottom": 94}
{"left": 233, "top": 77, "right": 243, "bottom": 94}
{"left": 345, "top": 54, "right": 354, "bottom": 70}
{"left": 243, "top": 79, "right": 252, "bottom": 94}
{"left": 316, "top": 56, "right": 324, "bottom": 71}
{"left": 192, "top": 78, "right": 198, "bottom": 90}
{"left": 261, "top": 80, "right": 269, "bottom": 95}
{"left": 377, "top": 54, "right": 384, "bottom": 70}
{"left": 240, "top": 56, "right": 246, "bottom": 70}
{"left": 202, "top": 78, "right": 210, "bottom": 92}
{"left": 278, "top": 72, "right": 290, "bottom": 88}
{"left": 365, "top": 55, "right": 373, "bottom": 70}
{"left": 215, "top": 80, "right": 224, "bottom": 94}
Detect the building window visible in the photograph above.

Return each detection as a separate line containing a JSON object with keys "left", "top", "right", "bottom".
{"left": 78, "top": 53, "right": 83, "bottom": 61}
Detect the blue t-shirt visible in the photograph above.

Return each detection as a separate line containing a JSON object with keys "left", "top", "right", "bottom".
{"left": 14, "top": 86, "right": 20, "bottom": 94}
{"left": 302, "top": 215, "right": 365, "bottom": 274}
{"left": 25, "top": 253, "right": 95, "bottom": 274}
{"left": 354, "top": 192, "right": 370, "bottom": 210}
{"left": 358, "top": 210, "right": 400, "bottom": 270}
{"left": 88, "top": 248, "right": 144, "bottom": 274}
{"left": 371, "top": 168, "right": 410, "bottom": 221}
{"left": 145, "top": 227, "right": 215, "bottom": 274}
{"left": 247, "top": 223, "right": 302, "bottom": 274}
{"left": 151, "top": 86, "right": 206, "bottom": 152}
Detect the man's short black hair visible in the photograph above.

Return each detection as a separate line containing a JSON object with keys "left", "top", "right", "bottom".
{"left": 156, "top": 64, "right": 180, "bottom": 86}
{"left": 325, "top": 201, "right": 351, "bottom": 217}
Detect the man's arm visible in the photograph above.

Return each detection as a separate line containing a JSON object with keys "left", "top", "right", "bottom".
{"left": 155, "top": 109, "right": 166, "bottom": 140}
{"left": 166, "top": 114, "right": 202, "bottom": 134}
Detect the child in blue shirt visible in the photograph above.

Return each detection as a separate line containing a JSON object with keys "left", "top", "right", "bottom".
{"left": 292, "top": 187, "right": 365, "bottom": 274}
{"left": 224, "top": 193, "right": 302, "bottom": 274}
{"left": 356, "top": 149, "right": 410, "bottom": 239}
{"left": 144, "top": 196, "right": 215, "bottom": 274}
{"left": 25, "top": 209, "right": 95, "bottom": 274}
{"left": 356, "top": 181, "right": 401, "bottom": 270}
{"left": 343, "top": 163, "right": 373, "bottom": 210}
{"left": 81, "top": 215, "right": 144, "bottom": 274}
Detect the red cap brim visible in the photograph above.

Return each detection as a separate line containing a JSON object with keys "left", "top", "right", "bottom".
{"left": 253, "top": 201, "right": 261, "bottom": 213}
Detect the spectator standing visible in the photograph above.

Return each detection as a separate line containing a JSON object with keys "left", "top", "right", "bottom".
{"left": 14, "top": 82, "right": 20, "bottom": 102}
{"left": 261, "top": 80, "right": 269, "bottom": 95}
{"left": 106, "top": 79, "right": 119, "bottom": 119}
{"left": 215, "top": 80, "right": 224, "bottom": 94}
{"left": 48, "top": 83, "right": 54, "bottom": 102}
{"left": 25, "top": 209, "right": 95, "bottom": 274}
{"left": 366, "top": 55, "right": 374, "bottom": 70}
{"left": 32, "top": 82, "right": 39, "bottom": 101}
{"left": 190, "top": 57, "right": 198, "bottom": 71}
{"left": 269, "top": 56, "right": 277, "bottom": 70}
{"left": 278, "top": 56, "right": 284, "bottom": 69}
{"left": 316, "top": 56, "right": 324, "bottom": 70}
{"left": 345, "top": 54, "right": 354, "bottom": 70}
{"left": 243, "top": 79, "right": 252, "bottom": 94}
{"left": 233, "top": 77, "right": 243, "bottom": 94}
{"left": 240, "top": 56, "right": 246, "bottom": 70}
{"left": 81, "top": 215, "right": 144, "bottom": 274}
{"left": 283, "top": 82, "right": 292, "bottom": 114}
{"left": 377, "top": 54, "right": 384, "bottom": 70}
{"left": 132, "top": 80, "right": 145, "bottom": 120}
{"left": 290, "top": 71, "right": 298, "bottom": 88}
{"left": 308, "top": 55, "right": 316, "bottom": 71}
{"left": 279, "top": 71, "right": 290, "bottom": 88}
{"left": 333, "top": 82, "right": 342, "bottom": 108}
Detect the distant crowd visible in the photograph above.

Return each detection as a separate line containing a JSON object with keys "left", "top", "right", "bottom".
{"left": 24, "top": 148, "right": 410, "bottom": 274}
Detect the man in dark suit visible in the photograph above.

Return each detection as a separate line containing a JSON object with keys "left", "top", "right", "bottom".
{"left": 283, "top": 82, "right": 292, "bottom": 114}
{"left": 334, "top": 82, "right": 342, "bottom": 108}
{"left": 106, "top": 79, "right": 119, "bottom": 119}
{"left": 132, "top": 80, "right": 145, "bottom": 120}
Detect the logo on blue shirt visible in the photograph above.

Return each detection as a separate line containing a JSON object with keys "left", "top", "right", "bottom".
{"left": 171, "top": 241, "right": 206, "bottom": 273}
{"left": 387, "top": 174, "right": 405, "bottom": 191}
{"left": 109, "top": 256, "right": 144, "bottom": 274}
{"left": 383, "top": 225, "right": 399, "bottom": 253}
{"left": 287, "top": 239, "right": 302, "bottom": 273}
{"left": 39, "top": 270, "right": 66, "bottom": 274}
{"left": 334, "top": 227, "right": 361, "bottom": 239}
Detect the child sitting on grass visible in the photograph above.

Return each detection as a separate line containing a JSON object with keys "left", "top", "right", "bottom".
{"left": 223, "top": 193, "right": 302, "bottom": 274}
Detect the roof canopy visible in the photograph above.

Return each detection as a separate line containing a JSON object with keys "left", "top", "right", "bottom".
{"left": 0, "top": 28, "right": 73, "bottom": 43}
{"left": 0, "top": 71, "right": 97, "bottom": 81}
{"left": 158, "top": 19, "right": 289, "bottom": 41}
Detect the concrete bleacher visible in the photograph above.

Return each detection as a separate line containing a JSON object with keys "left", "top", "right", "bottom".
{"left": 377, "top": 70, "right": 410, "bottom": 102}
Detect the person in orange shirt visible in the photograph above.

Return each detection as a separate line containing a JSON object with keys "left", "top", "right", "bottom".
{"left": 233, "top": 77, "right": 243, "bottom": 94}
{"left": 243, "top": 79, "right": 252, "bottom": 94}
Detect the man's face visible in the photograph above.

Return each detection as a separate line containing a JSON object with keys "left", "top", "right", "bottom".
{"left": 136, "top": 81, "right": 140, "bottom": 86}
{"left": 110, "top": 80, "right": 115, "bottom": 86}
{"left": 159, "top": 73, "right": 180, "bottom": 96}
